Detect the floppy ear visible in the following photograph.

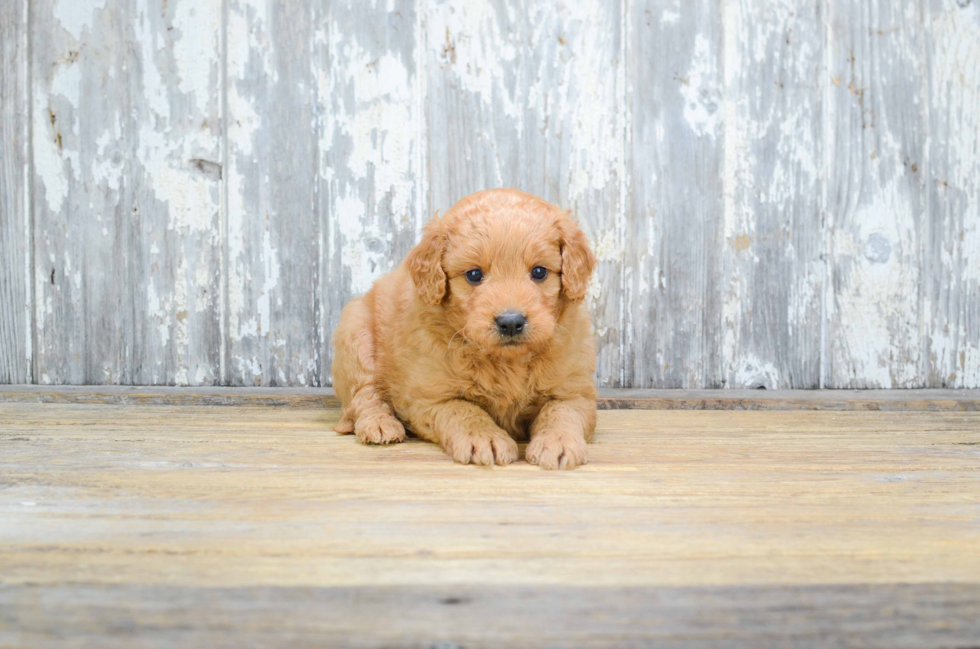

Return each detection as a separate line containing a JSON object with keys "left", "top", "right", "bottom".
{"left": 558, "top": 213, "right": 597, "bottom": 303}
{"left": 406, "top": 215, "right": 447, "bottom": 306}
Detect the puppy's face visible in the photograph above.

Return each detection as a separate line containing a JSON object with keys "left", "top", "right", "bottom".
{"left": 407, "top": 190, "right": 596, "bottom": 357}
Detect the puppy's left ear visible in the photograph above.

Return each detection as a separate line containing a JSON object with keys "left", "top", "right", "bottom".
{"left": 558, "top": 212, "right": 597, "bottom": 303}
{"left": 406, "top": 215, "right": 447, "bottom": 306}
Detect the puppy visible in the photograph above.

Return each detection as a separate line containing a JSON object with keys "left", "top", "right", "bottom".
{"left": 331, "top": 188, "right": 597, "bottom": 469}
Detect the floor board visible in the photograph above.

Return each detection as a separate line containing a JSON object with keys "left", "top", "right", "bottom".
{"left": 1, "top": 402, "right": 979, "bottom": 646}
{"left": 2, "top": 385, "right": 979, "bottom": 411}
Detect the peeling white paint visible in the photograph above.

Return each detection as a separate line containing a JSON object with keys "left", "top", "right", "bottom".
{"left": 17, "top": 0, "right": 980, "bottom": 389}
{"left": 923, "top": 4, "right": 980, "bottom": 387}
{"left": 721, "top": 0, "right": 744, "bottom": 384}
{"left": 680, "top": 34, "right": 720, "bottom": 138}
{"left": 336, "top": 192, "right": 383, "bottom": 295}
{"left": 592, "top": 229, "right": 622, "bottom": 263}
{"left": 735, "top": 355, "right": 781, "bottom": 390}
{"left": 834, "top": 176, "right": 921, "bottom": 388}
{"left": 33, "top": 59, "right": 82, "bottom": 211}
{"left": 428, "top": 0, "right": 521, "bottom": 124}
{"left": 52, "top": 0, "right": 106, "bottom": 40}
{"left": 257, "top": 229, "right": 280, "bottom": 335}
{"left": 325, "top": 16, "right": 419, "bottom": 297}
{"left": 172, "top": 2, "right": 221, "bottom": 114}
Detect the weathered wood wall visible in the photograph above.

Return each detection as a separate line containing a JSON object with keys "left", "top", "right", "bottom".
{"left": 1, "top": 0, "right": 977, "bottom": 388}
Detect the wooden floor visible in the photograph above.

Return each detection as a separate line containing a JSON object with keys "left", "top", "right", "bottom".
{"left": 2, "top": 393, "right": 979, "bottom": 647}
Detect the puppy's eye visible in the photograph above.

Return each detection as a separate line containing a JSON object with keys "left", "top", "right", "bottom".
{"left": 465, "top": 268, "right": 484, "bottom": 285}
{"left": 530, "top": 266, "right": 548, "bottom": 281}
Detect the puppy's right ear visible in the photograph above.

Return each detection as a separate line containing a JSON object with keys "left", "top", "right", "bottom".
{"left": 406, "top": 216, "right": 447, "bottom": 306}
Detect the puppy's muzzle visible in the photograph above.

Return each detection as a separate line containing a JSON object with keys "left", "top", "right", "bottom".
{"left": 495, "top": 311, "right": 527, "bottom": 339}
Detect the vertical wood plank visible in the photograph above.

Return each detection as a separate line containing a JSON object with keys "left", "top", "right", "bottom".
{"left": 522, "top": 2, "right": 626, "bottom": 387}
{"left": 318, "top": 0, "right": 423, "bottom": 384}
{"left": 425, "top": 0, "right": 525, "bottom": 213}
{"left": 32, "top": 0, "right": 223, "bottom": 385}
{"left": 32, "top": 0, "right": 135, "bottom": 384}
{"left": 130, "top": 0, "right": 224, "bottom": 385}
{"left": 924, "top": 0, "right": 980, "bottom": 388}
{"left": 425, "top": 0, "right": 626, "bottom": 386}
{"left": 226, "top": 0, "right": 319, "bottom": 386}
{"left": 827, "top": 0, "right": 929, "bottom": 388}
{"left": 0, "top": 0, "right": 31, "bottom": 383}
{"left": 720, "top": 1, "right": 824, "bottom": 389}
{"left": 626, "top": 0, "right": 725, "bottom": 388}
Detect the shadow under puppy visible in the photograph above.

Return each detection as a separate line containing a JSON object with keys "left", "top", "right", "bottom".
{"left": 331, "top": 188, "right": 597, "bottom": 469}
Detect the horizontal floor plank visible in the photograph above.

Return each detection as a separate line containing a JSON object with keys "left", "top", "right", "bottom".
{"left": 2, "top": 386, "right": 979, "bottom": 410}
{"left": 3, "top": 583, "right": 979, "bottom": 649}
{"left": 2, "top": 403, "right": 979, "bottom": 645}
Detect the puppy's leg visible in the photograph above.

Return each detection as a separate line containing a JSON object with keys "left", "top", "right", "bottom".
{"left": 412, "top": 400, "right": 518, "bottom": 466}
{"left": 526, "top": 398, "right": 596, "bottom": 470}
{"left": 331, "top": 298, "right": 405, "bottom": 445}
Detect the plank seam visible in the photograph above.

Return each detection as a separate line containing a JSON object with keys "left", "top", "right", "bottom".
{"left": 26, "top": 0, "right": 35, "bottom": 385}
{"left": 819, "top": 0, "right": 833, "bottom": 389}
{"left": 415, "top": 0, "right": 427, "bottom": 233}
{"left": 619, "top": 0, "right": 631, "bottom": 388}
{"left": 219, "top": 0, "right": 229, "bottom": 386}
{"left": 1, "top": 386, "right": 978, "bottom": 411}
{"left": 919, "top": 0, "right": 933, "bottom": 386}
{"left": 311, "top": 0, "right": 322, "bottom": 388}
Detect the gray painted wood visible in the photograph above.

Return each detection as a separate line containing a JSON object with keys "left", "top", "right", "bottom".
{"left": 0, "top": 0, "right": 30, "bottom": 384}
{"left": 522, "top": 2, "right": 626, "bottom": 387}
{"left": 31, "top": 0, "right": 223, "bottom": 385}
{"left": 627, "top": 1, "right": 725, "bottom": 388}
{"left": 3, "top": 0, "right": 980, "bottom": 388}
{"left": 3, "top": 385, "right": 980, "bottom": 411}
{"left": 3, "top": 583, "right": 979, "bottom": 648}
{"left": 318, "top": 0, "right": 424, "bottom": 384}
{"left": 130, "top": 0, "right": 224, "bottom": 386}
{"left": 426, "top": 1, "right": 626, "bottom": 385}
{"left": 225, "top": 0, "right": 319, "bottom": 386}
{"left": 924, "top": 0, "right": 980, "bottom": 388}
{"left": 826, "top": 0, "right": 929, "bottom": 388}
{"left": 721, "top": 0, "right": 824, "bottom": 389}
{"left": 425, "top": 0, "right": 526, "bottom": 213}
{"left": 32, "top": 0, "right": 136, "bottom": 384}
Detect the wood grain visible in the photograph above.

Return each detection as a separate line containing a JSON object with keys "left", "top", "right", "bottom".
{"left": 0, "top": 0, "right": 30, "bottom": 384}
{"left": 826, "top": 0, "right": 929, "bottom": 388}
{"left": 424, "top": 0, "right": 525, "bottom": 213}
{"left": 4, "top": 0, "right": 980, "bottom": 389}
{"left": 924, "top": 0, "right": 980, "bottom": 388}
{"left": 626, "top": 1, "right": 725, "bottom": 388}
{"left": 3, "top": 583, "right": 979, "bottom": 648}
{"left": 1, "top": 403, "right": 978, "bottom": 645}
{"left": 2, "top": 386, "right": 980, "bottom": 412}
{"left": 32, "top": 0, "right": 134, "bottom": 384}
{"left": 225, "top": 0, "right": 319, "bottom": 386}
{"left": 30, "top": 0, "right": 223, "bottom": 385}
{"left": 318, "top": 0, "right": 424, "bottom": 383}
{"left": 721, "top": 0, "right": 824, "bottom": 389}
{"left": 521, "top": 1, "right": 626, "bottom": 387}
{"left": 130, "top": 0, "right": 224, "bottom": 386}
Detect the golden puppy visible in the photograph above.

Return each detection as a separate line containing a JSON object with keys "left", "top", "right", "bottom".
{"left": 331, "top": 188, "right": 597, "bottom": 469}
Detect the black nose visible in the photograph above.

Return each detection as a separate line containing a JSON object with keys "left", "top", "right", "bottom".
{"left": 495, "top": 311, "right": 527, "bottom": 338}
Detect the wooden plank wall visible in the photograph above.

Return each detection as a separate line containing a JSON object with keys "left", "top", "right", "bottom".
{"left": 0, "top": 0, "right": 977, "bottom": 388}
{"left": 0, "top": 0, "right": 31, "bottom": 384}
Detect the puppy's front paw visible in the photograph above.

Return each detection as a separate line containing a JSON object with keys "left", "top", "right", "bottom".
{"left": 526, "top": 432, "right": 588, "bottom": 470}
{"left": 354, "top": 411, "right": 406, "bottom": 445}
{"left": 443, "top": 430, "right": 518, "bottom": 466}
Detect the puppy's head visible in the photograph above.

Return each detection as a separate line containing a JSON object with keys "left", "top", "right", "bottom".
{"left": 407, "top": 188, "right": 596, "bottom": 356}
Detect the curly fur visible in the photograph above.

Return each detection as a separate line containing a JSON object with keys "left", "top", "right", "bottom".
{"left": 331, "top": 188, "right": 598, "bottom": 469}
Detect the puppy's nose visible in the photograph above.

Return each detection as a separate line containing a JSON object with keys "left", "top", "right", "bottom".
{"left": 495, "top": 311, "right": 527, "bottom": 338}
